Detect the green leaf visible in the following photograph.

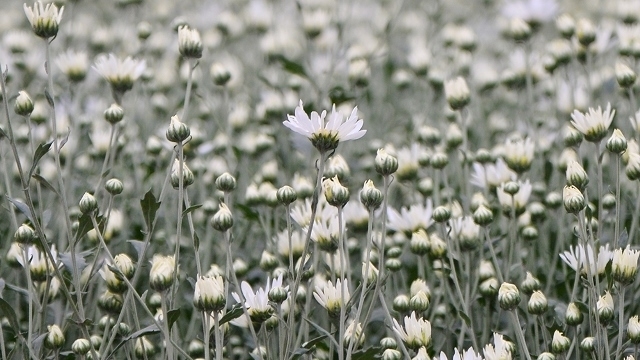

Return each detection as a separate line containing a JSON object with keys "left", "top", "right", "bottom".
{"left": 352, "top": 346, "right": 382, "bottom": 360}
{"left": 28, "top": 141, "right": 53, "bottom": 180}
{"left": 140, "top": 189, "right": 161, "bottom": 230}
{"left": 459, "top": 310, "right": 471, "bottom": 327}
{"left": 219, "top": 306, "right": 243, "bottom": 325}
{"left": 44, "top": 89, "right": 54, "bottom": 108}
{"left": 274, "top": 55, "right": 307, "bottom": 78}
{"left": 58, "top": 128, "right": 70, "bottom": 154}
{"left": 31, "top": 174, "right": 60, "bottom": 196}
{"left": 167, "top": 309, "right": 181, "bottom": 330}
{"left": 74, "top": 214, "right": 104, "bottom": 242}
{"left": 193, "top": 232, "right": 200, "bottom": 251}
{"left": 107, "top": 324, "right": 160, "bottom": 358}
{"left": 235, "top": 203, "right": 259, "bottom": 221}
{"left": 127, "top": 240, "right": 147, "bottom": 261}
{"left": 6, "top": 196, "right": 34, "bottom": 224}
{"left": 0, "top": 298, "right": 19, "bottom": 335}
{"left": 182, "top": 204, "right": 202, "bottom": 217}
{"left": 290, "top": 334, "right": 328, "bottom": 359}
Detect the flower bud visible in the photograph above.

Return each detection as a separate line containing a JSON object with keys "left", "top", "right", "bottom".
{"left": 410, "top": 229, "right": 431, "bottom": 256}
{"left": 134, "top": 337, "right": 155, "bottom": 359}
{"left": 409, "top": 291, "right": 430, "bottom": 312}
{"left": 149, "top": 255, "right": 176, "bottom": 292}
{"left": 277, "top": 185, "right": 297, "bottom": 206}
{"left": 386, "top": 258, "right": 402, "bottom": 272}
{"left": 627, "top": 152, "right": 640, "bottom": 180}
{"left": 508, "top": 18, "right": 531, "bottom": 41}
{"left": 479, "top": 261, "right": 495, "bottom": 281}
{"left": 215, "top": 172, "right": 236, "bottom": 193}
{"left": 576, "top": 18, "right": 596, "bottom": 46}
{"left": 113, "top": 253, "right": 135, "bottom": 279}
{"left": 556, "top": 14, "right": 575, "bottom": 38}
{"left": 432, "top": 206, "right": 451, "bottom": 223}
{"left": 520, "top": 272, "right": 541, "bottom": 295}
{"left": 259, "top": 251, "right": 279, "bottom": 271}
{"left": 323, "top": 176, "right": 349, "bottom": 208}
{"left": 563, "top": 185, "right": 585, "bottom": 213}
{"left": 565, "top": 302, "right": 584, "bottom": 326}
{"left": 79, "top": 192, "right": 98, "bottom": 214}
{"left": 166, "top": 115, "right": 190, "bottom": 143}
{"left": 429, "top": 235, "right": 447, "bottom": 258}
{"left": 617, "top": 62, "right": 637, "bottom": 88}
{"left": 566, "top": 161, "right": 589, "bottom": 191}
{"left": 14, "top": 224, "right": 36, "bottom": 245}
{"left": 105, "top": 178, "right": 124, "bottom": 195}
{"left": 479, "top": 277, "right": 499, "bottom": 298}
{"left": 472, "top": 204, "right": 494, "bottom": 226}
{"left": 104, "top": 103, "right": 124, "bottom": 124}
{"left": 430, "top": 152, "right": 449, "bottom": 169}
{"left": 580, "top": 337, "right": 595, "bottom": 352}
{"left": 72, "top": 338, "right": 92, "bottom": 355}
{"left": 359, "top": 180, "right": 383, "bottom": 210}
{"left": 393, "top": 294, "right": 410, "bottom": 312}
{"left": 417, "top": 177, "right": 433, "bottom": 197}
{"left": 607, "top": 129, "right": 628, "bottom": 154}
{"left": 211, "top": 62, "right": 231, "bottom": 86}
{"left": 382, "top": 349, "right": 402, "bottom": 360}
{"left": 375, "top": 148, "right": 398, "bottom": 176}
{"left": 268, "top": 286, "right": 289, "bottom": 303}
{"left": 502, "top": 181, "right": 520, "bottom": 195}
{"left": 521, "top": 225, "right": 538, "bottom": 241}
{"left": 178, "top": 25, "right": 203, "bottom": 59}
{"left": 98, "top": 290, "right": 124, "bottom": 314}
{"left": 444, "top": 76, "right": 471, "bottom": 110}
{"left": 551, "top": 330, "right": 570, "bottom": 354}
{"left": 538, "top": 352, "right": 556, "bottom": 360}
{"left": 629, "top": 316, "right": 640, "bottom": 343}
{"left": 194, "top": 275, "right": 226, "bottom": 312}
{"left": 612, "top": 246, "right": 640, "bottom": 285}
{"left": 498, "top": 282, "right": 521, "bottom": 310}
{"left": 233, "top": 258, "right": 249, "bottom": 277}
{"left": 170, "top": 159, "right": 195, "bottom": 189}
{"left": 527, "top": 291, "right": 548, "bottom": 315}
{"left": 14, "top": 91, "right": 34, "bottom": 116}
{"left": 597, "top": 291, "right": 615, "bottom": 325}
{"left": 210, "top": 203, "right": 233, "bottom": 231}
{"left": 380, "top": 337, "right": 397, "bottom": 350}
{"left": 362, "top": 262, "right": 378, "bottom": 284}
{"left": 45, "top": 324, "right": 65, "bottom": 349}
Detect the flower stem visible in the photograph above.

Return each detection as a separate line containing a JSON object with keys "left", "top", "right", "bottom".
{"left": 508, "top": 311, "right": 532, "bottom": 360}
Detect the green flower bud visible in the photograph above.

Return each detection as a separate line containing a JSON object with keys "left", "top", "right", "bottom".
{"left": 105, "top": 178, "right": 124, "bottom": 195}
{"left": 520, "top": 272, "right": 541, "bottom": 295}
{"left": 393, "top": 294, "right": 410, "bottom": 312}
{"left": 538, "top": 352, "right": 556, "bottom": 360}
{"left": 79, "top": 192, "right": 98, "bottom": 214}
{"left": 211, "top": 62, "right": 231, "bottom": 86}
{"left": 323, "top": 176, "right": 349, "bottom": 208}
{"left": 563, "top": 185, "right": 585, "bottom": 214}
{"left": 375, "top": 148, "right": 398, "bottom": 176}
{"left": 104, "top": 103, "right": 124, "bottom": 124}
{"left": 551, "top": 330, "right": 571, "bottom": 354}
{"left": 45, "top": 324, "right": 65, "bottom": 349}
{"left": 379, "top": 337, "right": 397, "bottom": 350}
{"left": 382, "top": 349, "right": 402, "bottom": 360}
{"left": 580, "top": 337, "right": 595, "bottom": 352}
{"left": 268, "top": 286, "right": 289, "bottom": 303}
{"left": 72, "top": 338, "right": 92, "bottom": 355}
{"left": 14, "top": 224, "right": 36, "bottom": 245}
{"left": 98, "top": 291, "right": 124, "bottom": 314}
{"left": 503, "top": 181, "right": 520, "bottom": 195}
{"left": 473, "top": 204, "right": 494, "bottom": 226}
{"left": 410, "top": 229, "right": 431, "bottom": 256}
{"left": 607, "top": 129, "right": 628, "bottom": 154}
{"left": 527, "top": 291, "right": 548, "bottom": 315}
{"left": 215, "top": 172, "right": 237, "bottom": 193}
{"left": 629, "top": 316, "right": 640, "bottom": 344}
{"left": 166, "top": 115, "right": 190, "bottom": 143}
{"left": 479, "top": 277, "right": 499, "bottom": 298}
{"left": 409, "top": 291, "right": 430, "bottom": 312}
{"left": 360, "top": 180, "right": 383, "bottom": 210}
{"left": 386, "top": 258, "right": 402, "bottom": 272}
{"left": 210, "top": 203, "right": 233, "bottom": 231}
{"left": 170, "top": 159, "right": 195, "bottom": 189}
{"left": 498, "top": 282, "right": 521, "bottom": 310}
{"left": 277, "top": 185, "right": 297, "bottom": 206}
{"left": 178, "top": 26, "right": 203, "bottom": 59}
{"left": 430, "top": 152, "right": 449, "bottom": 169}
{"left": 14, "top": 91, "right": 34, "bottom": 116}
{"left": 616, "top": 62, "right": 637, "bottom": 88}
{"left": 432, "top": 206, "right": 451, "bottom": 223}
{"left": 565, "top": 302, "right": 584, "bottom": 326}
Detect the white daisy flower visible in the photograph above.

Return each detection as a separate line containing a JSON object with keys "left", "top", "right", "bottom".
{"left": 560, "top": 243, "right": 613, "bottom": 276}
{"left": 570, "top": 103, "right": 615, "bottom": 142}
{"left": 93, "top": 53, "right": 146, "bottom": 93}
{"left": 313, "top": 278, "right": 350, "bottom": 317}
{"left": 56, "top": 50, "right": 89, "bottom": 82}
{"left": 232, "top": 280, "right": 273, "bottom": 322}
{"left": 392, "top": 311, "right": 432, "bottom": 350}
{"left": 23, "top": 1, "right": 64, "bottom": 39}
{"left": 284, "top": 100, "right": 366, "bottom": 152}
{"left": 387, "top": 200, "right": 434, "bottom": 234}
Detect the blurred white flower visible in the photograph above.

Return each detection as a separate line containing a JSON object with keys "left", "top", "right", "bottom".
{"left": 570, "top": 103, "right": 615, "bottom": 142}
{"left": 470, "top": 159, "right": 517, "bottom": 189}
{"left": 56, "top": 50, "right": 88, "bottom": 82}
{"left": 93, "top": 53, "right": 146, "bottom": 93}
{"left": 502, "top": 0, "right": 557, "bottom": 24}
{"left": 387, "top": 200, "right": 434, "bottom": 234}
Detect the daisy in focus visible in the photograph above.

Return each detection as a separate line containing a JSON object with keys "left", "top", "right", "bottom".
{"left": 24, "top": 1, "right": 64, "bottom": 39}
{"left": 570, "top": 103, "right": 615, "bottom": 142}
{"left": 283, "top": 100, "right": 366, "bottom": 152}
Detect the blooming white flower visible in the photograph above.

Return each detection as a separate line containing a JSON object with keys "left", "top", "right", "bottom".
{"left": 483, "top": 333, "right": 512, "bottom": 360}
{"left": 503, "top": 137, "right": 534, "bottom": 173}
{"left": 612, "top": 246, "right": 640, "bottom": 284}
{"left": 313, "top": 278, "right": 350, "bottom": 317}
{"left": 93, "top": 54, "right": 146, "bottom": 93}
{"left": 470, "top": 159, "right": 517, "bottom": 189}
{"left": 232, "top": 280, "right": 274, "bottom": 322}
{"left": 56, "top": 50, "right": 89, "bottom": 82}
{"left": 560, "top": 244, "right": 612, "bottom": 276}
{"left": 387, "top": 200, "right": 434, "bottom": 234}
{"left": 23, "top": 1, "right": 64, "bottom": 39}
{"left": 283, "top": 100, "right": 366, "bottom": 152}
{"left": 570, "top": 103, "right": 615, "bottom": 142}
{"left": 392, "top": 311, "right": 432, "bottom": 349}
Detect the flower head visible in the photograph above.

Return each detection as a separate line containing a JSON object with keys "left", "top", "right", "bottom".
{"left": 484, "top": 333, "right": 512, "bottom": 360}
{"left": 149, "top": 255, "right": 176, "bottom": 292}
{"left": 93, "top": 54, "right": 146, "bottom": 94}
{"left": 444, "top": 77, "right": 471, "bottom": 110}
{"left": 391, "top": 311, "right": 432, "bottom": 350}
{"left": 194, "top": 275, "right": 226, "bottom": 311}
{"left": 24, "top": 1, "right": 64, "bottom": 39}
{"left": 612, "top": 246, "right": 640, "bottom": 285}
{"left": 284, "top": 100, "right": 366, "bottom": 152}
{"left": 560, "top": 244, "right": 612, "bottom": 276}
{"left": 313, "top": 278, "right": 350, "bottom": 317}
{"left": 570, "top": 103, "right": 615, "bottom": 142}
{"left": 178, "top": 25, "right": 203, "bottom": 59}
{"left": 56, "top": 50, "right": 89, "bottom": 82}
{"left": 232, "top": 280, "right": 274, "bottom": 323}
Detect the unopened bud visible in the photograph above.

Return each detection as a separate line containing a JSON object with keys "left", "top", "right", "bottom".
{"left": 72, "top": 338, "right": 92, "bottom": 355}
{"left": 432, "top": 206, "right": 451, "bottom": 223}
{"left": 277, "top": 185, "right": 297, "bottom": 206}
{"left": 104, "top": 103, "right": 124, "bottom": 124}
{"left": 520, "top": 272, "right": 541, "bottom": 295}
{"left": 323, "top": 176, "right": 349, "bottom": 208}
{"left": 563, "top": 185, "right": 585, "bottom": 213}
{"left": 210, "top": 203, "right": 233, "bottom": 231}
{"left": 211, "top": 62, "right": 231, "bottom": 86}
{"left": 45, "top": 324, "right": 65, "bottom": 349}
{"left": 14, "top": 91, "right": 34, "bottom": 116}
{"left": 580, "top": 337, "right": 595, "bottom": 352}
{"left": 597, "top": 292, "right": 615, "bottom": 325}
{"left": 498, "top": 282, "right": 521, "bottom": 310}
{"left": 393, "top": 294, "right": 410, "bottom": 312}
{"left": 375, "top": 148, "right": 398, "bottom": 176}
{"left": 215, "top": 172, "right": 236, "bottom": 193}
{"left": 565, "top": 302, "right": 584, "bottom": 326}
{"left": 473, "top": 204, "right": 494, "bottom": 226}
{"left": 551, "top": 330, "right": 570, "bottom": 354}
{"left": 105, "top": 178, "right": 124, "bottom": 195}
{"left": 527, "top": 291, "right": 548, "bottom": 315}
{"left": 178, "top": 26, "right": 203, "bottom": 59}
{"left": 629, "top": 316, "right": 640, "bottom": 343}
{"left": 79, "top": 192, "right": 98, "bottom": 214}
{"left": 359, "top": 180, "right": 383, "bottom": 210}
{"left": 166, "top": 115, "right": 190, "bottom": 143}
{"left": 14, "top": 224, "right": 36, "bottom": 245}
{"left": 607, "top": 129, "right": 628, "bottom": 154}
{"left": 617, "top": 62, "right": 637, "bottom": 88}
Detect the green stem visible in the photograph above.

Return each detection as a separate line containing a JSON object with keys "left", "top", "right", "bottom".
{"left": 214, "top": 310, "right": 223, "bottom": 360}
{"left": 337, "top": 206, "right": 346, "bottom": 360}
{"left": 161, "top": 292, "right": 175, "bottom": 360}
{"left": 617, "top": 287, "right": 626, "bottom": 360}
{"left": 204, "top": 311, "right": 211, "bottom": 360}
{"left": 509, "top": 311, "right": 532, "bottom": 360}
